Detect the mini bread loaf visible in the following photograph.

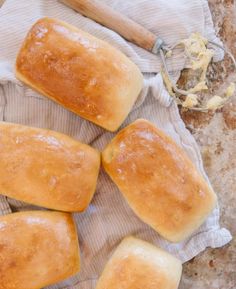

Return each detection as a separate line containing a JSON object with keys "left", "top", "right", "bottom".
{"left": 0, "top": 211, "right": 80, "bottom": 289}
{"left": 102, "top": 119, "right": 217, "bottom": 242}
{"left": 96, "top": 236, "right": 182, "bottom": 289}
{"left": 0, "top": 122, "right": 100, "bottom": 212}
{"left": 15, "top": 17, "right": 143, "bottom": 132}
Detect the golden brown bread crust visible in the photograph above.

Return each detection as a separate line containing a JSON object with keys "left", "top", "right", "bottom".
{"left": 96, "top": 237, "right": 182, "bottom": 289}
{"left": 0, "top": 211, "right": 80, "bottom": 289}
{"left": 0, "top": 122, "right": 100, "bottom": 212}
{"left": 15, "top": 17, "right": 143, "bottom": 132}
{"left": 102, "top": 119, "right": 217, "bottom": 242}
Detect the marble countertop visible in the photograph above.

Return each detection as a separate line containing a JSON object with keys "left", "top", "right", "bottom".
{"left": 179, "top": 1, "right": 236, "bottom": 288}
{"left": 0, "top": 0, "right": 235, "bottom": 288}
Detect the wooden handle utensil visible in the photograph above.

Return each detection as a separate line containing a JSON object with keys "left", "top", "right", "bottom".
{"left": 60, "top": 0, "right": 157, "bottom": 51}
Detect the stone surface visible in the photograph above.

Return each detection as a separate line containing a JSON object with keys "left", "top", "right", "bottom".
{"left": 179, "top": 1, "right": 236, "bottom": 288}
{"left": 0, "top": 0, "right": 235, "bottom": 288}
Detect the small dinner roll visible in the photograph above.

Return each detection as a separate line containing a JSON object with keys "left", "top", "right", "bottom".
{"left": 102, "top": 119, "right": 217, "bottom": 242}
{"left": 0, "top": 211, "right": 80, "bottom": 289}
{"left": 0, "top": 121, "right": 100, "bottom": 212}
{"left": 16, "top": 17, "right": 143, "bottom": 131}
{"left": 96, "top": 236, "right": 182, "bottom": 289}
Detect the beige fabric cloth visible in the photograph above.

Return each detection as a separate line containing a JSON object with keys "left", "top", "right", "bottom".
{"left": 0, "top": 1, "right": 232, "bottom": 288}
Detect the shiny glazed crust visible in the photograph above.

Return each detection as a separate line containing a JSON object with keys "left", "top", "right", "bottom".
{"left": 96, "top": 237, "right": 182, "bottom": 289}
{"left": 0, "top": 122, "right": 100, "bottom": 212}
{"left": 0, "top": 211, "right": 80, "bottom": 289}
{"left": 102, "top": 119, "right": 217, "bottom": 242}
{"left": 15, "top": 17, "right": 143, "bottom": 132}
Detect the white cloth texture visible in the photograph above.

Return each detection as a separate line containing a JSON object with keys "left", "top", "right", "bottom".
{"left": 0, "top": 1, "right": 232, "bottom": 289}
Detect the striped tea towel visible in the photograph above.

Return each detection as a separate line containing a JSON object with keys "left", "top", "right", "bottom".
{"left": 0, "top": 1, "right": 232, "bottom": 288}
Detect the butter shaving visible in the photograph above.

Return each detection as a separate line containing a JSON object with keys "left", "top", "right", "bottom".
{"left": 182, "top": 94, "right": 199, "bottom": 108}
{"left": 162, "top": 33, "right": 212, "bottom": 100}
{"left": 181, "top": 34, "right": 211, "bottom": 64}
{"left": 165, "top": 50, "right": 172, "bottom": 58}
{"left": 188, "top": 81, "right": 208, "bottom": 94}
{"left": 162, "top": 32, "right": 234, "bottom": 111}
{"left": 180, "top": 32, "right": 214, "bottom": 84}
{"left": 206, "top": 96, "right": 225, "bottom": 110}
{"left": 225, "top": 82, "right": 235, "bottom": 98}
{"left": 206, "top": 83, "right": 235, "bottom": 110}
